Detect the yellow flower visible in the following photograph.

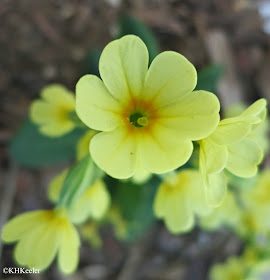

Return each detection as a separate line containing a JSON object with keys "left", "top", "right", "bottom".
{"left": 199, "top": 99, "right": 266, "bottom": 206}
{"left": 225, "top": 103, "right": 269, "bottom": 154}
{"left": 239, "top": 169, "right": 270, "bottom": 235}
{"left": 1, "top": 208, "right": 80, "bottom": 274}
{"left": 210, "top": 257, "right": 246, "bottom": 280}
{"left": 79, "top": 222, "right": 103, "bottom": 249}
{"left": 210, "top": 249, "right": 269, "bottom": 280}
{"left": 48, "top": 169, "right": 110, "bottom": 224}
{"left": 241, "top": 169, "right": 270, "bottom": 208}
{"left": 30, "top": 84, "right": 76, "bottom": 137}
{"left": 76, "top": 130, "right": 98, "bottom": 161}
{"left": 199, "top": 189, "right": 242, "bottom": 231}
{"left": 106, "top": 206, "right": 129, "bottom": 240}
{"left": 76, "top": 35, "right": 220, "bottom": 179}
{"left": 154, "top": 169, "right": 212, "bottom": 234}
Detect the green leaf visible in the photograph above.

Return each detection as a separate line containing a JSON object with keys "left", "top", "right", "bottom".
{"left": 118, "top": 14, "right": 160, "bottom": 63}
{"left": 113, "top": 176, "right": 160, "bottom": 242}
{"left": 57, "top": 155, "right": 103, "bottom": 208}
{"left": 195, "top": 64, "right": 223, "bottom": 92}
{"left": 83, "top": 48, "right": 102, "bottom": 77}
{"left": 9, "top": 119, "right": 86, "bottom": 168}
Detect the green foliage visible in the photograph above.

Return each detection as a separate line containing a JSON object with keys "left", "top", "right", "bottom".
{"left": 195, "top": 64, "right": 223, "bottom": 92}
{"left": 57, "top": 155, "right": 103, "bottom": 208}
{"left": 9, "top": 119, "right": 86, "bottom": 168}
{"left": 83, "top": 48, "right": 102, "bottom": 77}
{"left": 118, "top": 14, "right": 160, "bottom": 63}
{"left": 113, "top": 176, "right": 160, "bottom": 241}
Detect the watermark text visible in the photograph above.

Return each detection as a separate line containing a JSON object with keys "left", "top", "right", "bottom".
{"left": 2, "top": 267, "right": 40, "bottom": 274}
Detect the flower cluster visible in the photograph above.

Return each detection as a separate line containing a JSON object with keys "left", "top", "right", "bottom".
{"left": 2, "top": 34, "right": 268, "bottom": 275}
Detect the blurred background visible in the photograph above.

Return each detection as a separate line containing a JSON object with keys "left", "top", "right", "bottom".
{"left": 0, "top": 0, "right": 270, "bottom": 279}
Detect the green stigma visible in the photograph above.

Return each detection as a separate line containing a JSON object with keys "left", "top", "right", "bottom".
{"left": 129, "top": 112, "right": 149, "bottom": 128}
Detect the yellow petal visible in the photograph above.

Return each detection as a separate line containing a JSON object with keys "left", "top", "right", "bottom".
{"left": 132, "top": 159, "right": 152, "bottom": 183}
{"left": 14, "top": 221, "right": 49, "bottom": 267}
{"left": 226, "top": 138, "right": 263, "bottom": 178}
{"left": 90, "top": 128, "right": 137, "bottom": 179}
{"left": 183, "top": 170, "right": 212, "bottom": 215}
{"left": 58, "top": 223, "right": 80, "bottom": 274}
{"left": 99, "top": 35, "right": 148, "bottom": 101}
{"left": 48, "top": 169, "right": 69, "bottom": 203}
{"left": 154, "top": 182, "right": 194, "bottom": 233}
{"left": 143, "top": 51, "right": 197, "bottom": 107}
{"left": 76, "top": 130, "right": 97, "bottom": 161}
{"left": 200, "top": 190, "right": 242, "bottom": 230}
{"left": 84, "top": 180, "right": 110, "bottom": 219}
{"left": 30, "top": 101, "right": 60, "bottom": 123}
{"left": 212, "top": 99, "right": 267, "bottom": 146}
{"left": 159, "top": 90, "right": 220, "bottom": 140}
{"left": 39, "top": 122, "right": 75, "bottom": 137}
{"left": 210, "top": 118, "right": 252, "bottom": 145}
{"left": 205, "top": 172, "right": 227, "bottom": 207}
{"left": 76, "top": 75, "right": 121, "bottom": 131}
{"left": 41, "top": 84, "right": 75, "bottom": 110}
{"left": 26, "top": 228, "right": 60, "bottom": 270}
{"left": 138, "top": 125, "right": 193, "bottom": 174}
{"left": 199, "top": 138, "right": 228, "bottom": 175}
{"left": 69, "top": 180, "right": 110, "bottom": 224}
{"left": 2, "top": 210, "right": 49, "bottom": 242}
{"left": 241, "top": 98, "right": 267, "bottom": 121}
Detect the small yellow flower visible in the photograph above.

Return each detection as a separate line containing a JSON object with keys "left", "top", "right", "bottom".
{"left": 199, "top": 189, "right": 242, "bottom": 231}
{"left": 210, "top": 249, "right": 269, "bottom": 280}
{"left": 1, "top": 208, "right": 80, "bottom": 274}
{"left": 106, "top": 206, "right": 129, "bottom": 240}
{"left": 241, "top": 169, "right": 270, "bottom": 208}
{"left": 199, "top": 99, "right": 266, "bottom": 205}
{"left": 210, "top": 257, "right": 246, "bottom": 280}
{"left": 48, "top": 169, "right": 110, "bottom": 224}
{"left": 154, "top": 169, "right": 212, "bottom": 234}
{"left": 76, "top": 130, "right": 98, "bottom": 161}
{"left": 76, "top": 35, "right": 220, "bottom": 179}
{"left": 225, "top": 103, "right": 269, "bottom": 154}
{"left": 79, "top": 222, "right": 103, "bottom": 249}
{"left": 30, "top": 84, "right": 76, "bottom": 137}
{"left": 239, "top": 169, "right": 270, "bottom": 234}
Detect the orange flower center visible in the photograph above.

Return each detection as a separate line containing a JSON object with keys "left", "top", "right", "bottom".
{"left": 122, "top": 98, "right": 158, "bottom": 134}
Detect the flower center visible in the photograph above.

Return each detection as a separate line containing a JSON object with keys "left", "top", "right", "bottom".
{"left": 129, "top": 112, "right": 149, "bottom": 128}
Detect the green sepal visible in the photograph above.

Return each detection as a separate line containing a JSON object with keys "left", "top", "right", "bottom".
{"left": 57, "top": 155, "right": 104, "bottom": 209}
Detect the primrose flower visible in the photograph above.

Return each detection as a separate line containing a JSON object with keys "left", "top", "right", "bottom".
{"left": 154, "top": 169, "right": 212, "bottom": 234}
{"left": 225, "top": 103, "right": 269, "bottom": 154}
{"left": 238, "top": 169, "right": 270, "bottom": 235}
{"left": 48, "top": 169, "right": 110, "bottom": 224}
{"left": 1, "top": 208, "right": 80, "bottom": 274}
{"left": 209, "top": 249, "right": 269, "bottom": 280}
{"left": 106, "top": 206, "right": 129, "bottom": 240}
{"left": 30, "top": 84, "right": 76, "bottom": 137}
{"left": 241, "top": 169, "right": 270, "bottom": 210}
{"left": 199, "top": 99, "right": 266, "bottom": 205}
{"left": 79, "top": 222, "right": 103, "bottom": 249}
{"left": 76, "top": 35, "right": 220, "bottom": 179}
{"left": 210, "top": 257, "right": 246, "bottom": 280}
